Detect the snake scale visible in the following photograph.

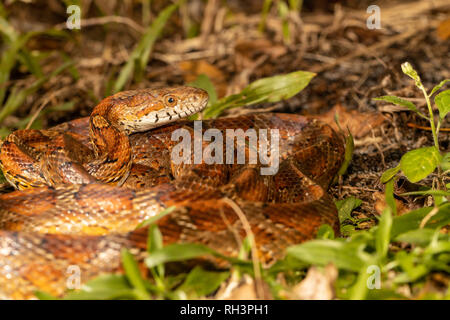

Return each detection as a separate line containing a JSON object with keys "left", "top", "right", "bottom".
{"left": 0, "top": 87, "right": 344, "bottom": 299}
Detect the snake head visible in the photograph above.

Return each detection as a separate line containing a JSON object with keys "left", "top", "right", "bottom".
{"left": 100, "top": 86, "right": 209, "bottom": 134}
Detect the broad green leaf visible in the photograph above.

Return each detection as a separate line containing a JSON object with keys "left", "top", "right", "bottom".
{"left": 286, "top": 240, "right": 371, "bottom": 272}
{"left": 373, "top": 95, "right": 423, "bottom": 117}
{"left": 267, "top": 254, "right": 309, "bottom": 274}
{"left": 380, "top": 165, "right": 400, "bottom": 183}
{"left": 178, "top": 266, "right": 229, "bottom": 297}
{"left": 203, "top": 70, "right": 315, "bottom": 118}
{"left": 391, "top": 204, "right": 450, "bottom": 238}
{"left": 335, "top": 197, "right": 362, "bottom": 223}
{"left": 395, "top": 229, "right": 450, "bottom": 246}
{"left": 435, "top": 89, "right": 450, "bottom": 120}
{"left": 145, "top": 243, "right": 243, "bottom": 268}
{"left": 400, "top": 146, "right": 442, "bottom": 183}
{"left": 394, "top": 251, "right": 428, "bottom": 283}
{"left": 375, "top": 208, "right": 392, "bottom": 259}
{"left": 429, "top": 79, "right": 450, "bottom": 97}
{"left": 121, "top": 248, "right": 150, "bottom": 299}
{"left": 245, "top": 71, "right": 314, "bottom": 103}
{"left": 424, "top": 237, "right": 450, "bottom": 256}
{"left": 63, "top": 274, "right": 137, "bottom": 300}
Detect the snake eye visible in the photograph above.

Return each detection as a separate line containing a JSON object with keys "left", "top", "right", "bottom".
{"left": 164, "top": 95, "right": 177, "bottom": 107}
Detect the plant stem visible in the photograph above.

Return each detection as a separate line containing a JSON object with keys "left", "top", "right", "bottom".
{"left": 420, "top": 86, "right": 446, "bottom": 190}
{"left": 421, "top": 86, "right": 439, "bottom": 150}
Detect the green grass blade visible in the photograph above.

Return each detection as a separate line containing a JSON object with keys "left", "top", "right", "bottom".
{"left": 113, "top": 1, "right": 181, "bottom": 92}
{"left": 0, "top": 60, "right": 73, "bottom": 123}
{"left": 203, "top": 70, "right": 315, "bottom": 118}
{"left": 120, "top": 248, "right": 150, "bottom": 300}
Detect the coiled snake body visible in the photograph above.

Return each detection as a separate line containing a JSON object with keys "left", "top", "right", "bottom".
{"left": 0, "top": 87, "right": 344, "bottom": 299}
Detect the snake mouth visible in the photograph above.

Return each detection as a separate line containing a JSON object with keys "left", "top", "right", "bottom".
{"left": 120, "top": 87, "right": 209, "bottom": 133}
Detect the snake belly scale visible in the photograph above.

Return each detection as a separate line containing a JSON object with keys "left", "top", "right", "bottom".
{"left": 0, "top": 87, "right": 344, "bottom": 299}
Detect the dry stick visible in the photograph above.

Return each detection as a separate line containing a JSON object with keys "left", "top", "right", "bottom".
{"left": 221, "top": 197, "right": 264, "bottom": 299}
{"left": 420, "top": 206, "right": 439, "bottom": 229}
{"left": 311, "top": 30, "right": 418, "bottom": 74}
{"left": 407, "top": 123, "right": 450, "bottom": 132}
{"left": 25, "top": 100, "right": 50, "bottom": 130}
{"left": 54, "top": 16, "right": 145, "bottom": 34}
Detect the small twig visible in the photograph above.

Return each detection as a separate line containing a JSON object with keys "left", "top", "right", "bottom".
{"left": 311, "top": 30, "right": 418, "bottom": 73}
{"left": 420, "top": 206, "right": 439, "bottom": 229}
{"left": 54, "top": 16, "right": 145, "bottom": 34}
{"left": 407, "top": 123, "right": 450, "bottom": 132}
{"left": 25, "top": 100, "right": 50, "bottom": 130}
{"left": 221, "top": 197, "right": 264, "bottom": 299}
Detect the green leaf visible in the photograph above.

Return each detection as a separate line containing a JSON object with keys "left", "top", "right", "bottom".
{"left": 384, "top": 179, "right": 397, "bottom": 216}
{"left": 391, "top": 204, "right": 450, "bottom": 238}
{"left": 0, "top": 60, "right": 73, "bottom": 123}
{"left": 340, "top": 224, "right": 356, "bottom": 236}
{"left": 335, "top": 197, "right": 362, "bottom": 223}
{"left": 34, "top": 291, "right": 59, "bottom": 300}
{"left": 188, "top": 74, "right": 217, "bottom": 105}
{"left": 145, "top": 243, "right": 242, "bottom": 268}
{"left": 113, "top": 1, "right": 181, "bottom": 92}
{"left": 63, "top": 274, "right": 137, "bottom": 300}
{"left": 435, "top": 89, "right": 450, "bottom": 120}
{"left": 429, "top": 79, "right": 450, "bottom": 97}
{"left": 259, "top": 0, "right": 273, "bottom": 32}
{"left": 380, "top": 165, "right": 400, "bottom": 183}
{"left": 395, "top": 228, "right": 450, "bottom": 246}
{"left": 337, "top": 129, "right": 354, "bottom": 176}
{"left": 373, "top": 95, "right": 424, "bottom": 117}
{"left": 441, "top": 152, "right": 450, "bottom": 172}
{"left": 136, "top": 206, "right": 177, "bottom": 229}
{"left": 121, "top": 248, "right": 150, "bottom": 299}
{"left": 394, "top": 251, "right": 428, "bottom": 283}
{"left": 400, "top": 146, "right": 442, "bottom": 183}
{"left": 178, "top": 266, "right": 229, "bottom": 297}
{"left": 286, "top": 240, "right": 371, "bottom": 272}
{"left": 316, "top": 224, "right": 335, "bottom": 240}
{"left": 203, "top": 70, "right": 315, "bottom": 118}
{"left": 348, "top": 266, "right": 370, "bottom": 300}
{"left": 400, "top": 189, "right": 450, "bottom": 197}
{"left": 375, "top": 208, "right": 392, "bottom": 259}
{"left": 147, "top": 224, "right": 165, "bottom": 279}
